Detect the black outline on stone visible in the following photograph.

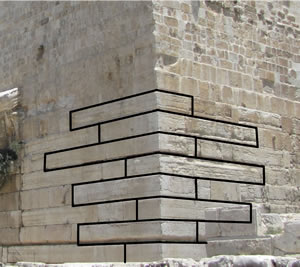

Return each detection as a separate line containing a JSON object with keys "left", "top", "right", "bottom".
{"left": 45, "top": 150, "right": 265, "bottom": 186}
{"left": 43, "top": 88, "right": 265, "bottom": 263}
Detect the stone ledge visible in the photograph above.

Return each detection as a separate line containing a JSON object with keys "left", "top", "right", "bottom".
{"left": 2, "top": 256, "right": 300, "bottom": 267}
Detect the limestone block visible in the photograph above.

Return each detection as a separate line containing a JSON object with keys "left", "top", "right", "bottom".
{"left": 0, "top": 174, "right": 21, "bottom": 194}
{"left": 0, "top": 228, "right": 19, "bottom": 245}
{"left": 0, "top": 192, "right": 19, "bottom": 211}
{"left": 0, "top": 211, "right": 21, "bottom": 228}
{"left": 217, "top": 207, "right": 257, "bottom": 237}
{"left": 139, "top": 198, "right": 248, "bottom": 221}
{"left": 45, "top": 133, "right": 194, "bottom": 170}
{"left": 158, "top": 133, "right": 195, "bottom": 156}
{"left": 210, "top": 181, "right": 240, "bottom": 201}
{"left": 22, "top": 201, "right": 135, "bottom": 227}
{"left": 20, "top": 224, "right": 73, "bottom": 244}
{"left": 127, "top": 244, "right": 207, "bottom": 262}
{"left": 201, "top": 207, "right": 256, "bottom": 239}
{"left": 158, "top": 112, "right": 257, "bottom": 146}
{"left": 101, "top": 112, "right": 158, "bottom": 142}
{"left": 260, "top": 213, "right": 284, "bottom": 236}
{"left": 100, "top": 110, "right": 238, "bottom": 146}
{"left": 207, "top": 237, "right": 272, "bottom": 256}
{"left": 7, "top": 245, "right": 124, "bottom": 263}
{"left": 21, "top": 185, "right": 71, "bottom": 210}
{"left": 159, "top": 155, "right": 264, "bottom": 184}
{"left": 273, "top": 221, "right": 300, "bottom": 254}
{"left": 197, "top": 180, "right": 211, "bottom": 199}
{"left": 24, "top": 127, "right": 98, "bottom": 156}
{"left": 73, "top": 175, "right": 195, "bottom": 206}
{"left": 79, "top": 221, "right": 196, "bottom": 244}
{"left": 45, "top": 134, "right": 159, "bottom": 170}
{"left": 127, "top": 154, "right": 263, "bottom": 184}
{"left": 22, "top": 160, "right": 124, "bottom": 190}
{"left": 197, "top": 139, "right": 285, "bottom": 167}
{"left": 71, "top": 91, "right": 192, "bottom": 130}
{"left": 127, "top": 154, "right": 160, "bottom": 176}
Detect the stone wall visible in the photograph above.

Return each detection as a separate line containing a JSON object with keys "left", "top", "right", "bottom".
{"left": 153, "top": 0, "right": 300, "bottom": 213}
{"left": 0, "top": 0, "right": 299, "bottom": 264}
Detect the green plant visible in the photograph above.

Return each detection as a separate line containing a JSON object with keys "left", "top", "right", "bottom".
{"left": 266, "top": 227, "right": 283, "bottom": 235}
{"left": 0, "top": 147, "right": 18, "bottom": 188}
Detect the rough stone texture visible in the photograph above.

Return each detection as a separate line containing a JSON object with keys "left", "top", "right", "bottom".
{"left": 0, "top": 0, "right": 300, "bottom": 264}
{"left": 153, "top": 0, "right": 300, "bottom": 213}
{"left": 1, "top": 256, "right": 300, "bottom": 267}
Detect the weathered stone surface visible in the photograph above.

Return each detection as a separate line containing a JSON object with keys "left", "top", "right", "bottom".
{"left": 79, "top": 221, "right": 196, "bottom": 244}
{"left": 73, "top": 175, "right": 195, "bottom": 206}
{"left": 1, "top": 256, "right": 299, "bottom": 266}
{"left": 72, "top": 91, "right": 192, "bottom": 130}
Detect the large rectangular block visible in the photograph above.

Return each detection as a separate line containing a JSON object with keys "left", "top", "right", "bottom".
{"left": 0, "top": 192, "right": 20, "bottom": 211}
{"left": 24, "top": 127, "right": 98, "bottom": 156}
{"left": 207, "top": 238, "right": 272, "bottom": 256}
{"left": 197, "top": 139, "right": 285, "bottom": 166}
{"left": 78, "top": 221, "right": 196, "bottom": 245}
{"left": 200, "top": 207, "right": 258, "bottom": 240}
{"left": 22, "top": 201, "right": 135, "bottom": 227}
{"left": 21, "top": 185, "right": 71, "bottom": 210}
{"left": 100, "top": 110, "right": 257, "bottom": 147}
{"left": 45, "top": 134, "right": 194, "bottom": 171}
{"left": 139, "top": 198, "right": 250, "bottom": 222}
{"left": 0, "top": 211, "right": 21, "bottom": 228}
{"left": 158, "top": 112, "right": 257, "bottom": 146}
{"left": 71, "top": 90, "right": 192, "bottom": 130}
{"left": 20, "top": 224, "right": 74, "bottom": 244}
{"left": 101, "top": 112, "right": 158, "bottom": 142}
{"left": 0, "top": 228, "right": 19, "bottom": 245}
{"left": 127, "top": 154, "right": 264, "bottom": 185}
{"left": 127, "top": 243, "right": 207, "bottom": 261}
{"left": 73, "top": 175, "right": 195, "bottom": 206}
{"left": 22, "top": 160, "right": 124, "bottom": 190}
{"left": 7, "top": 244, "right": 124, "bottom": 263}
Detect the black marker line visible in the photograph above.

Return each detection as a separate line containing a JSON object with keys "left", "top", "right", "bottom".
{"left": 136, "top": 200, "right": 138, "bottom": 221}
{"left": 195, "top": 179, "right": 198, "bottom": 199}
{"left": 70, "top": 89, "right": 192, "bottom": 113}
{"left": 77, "top": 240, "right": 208, "bottom": 247}
{"left": 98, "top": 124, "right": 101, "bottom": 143}
{"left": 69, "top": 110, "right": 73, "bottom": 132}
{"left": 196, "top": 222, "right": 199, "bottom": 242}
{"left": 78, "top": 218, "right": 252, "bottom": 227}
{"left": 124, "top": 244, "right": 126, "bottom": 263}
{"left": 72, "top": 194, "right": 252, "bottom": 207}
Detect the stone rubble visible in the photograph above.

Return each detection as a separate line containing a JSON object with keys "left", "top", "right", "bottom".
{"left": 2, "top": 256, "right": 300, "bottom": 267}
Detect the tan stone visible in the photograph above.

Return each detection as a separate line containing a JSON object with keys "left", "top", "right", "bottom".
{"left": 79, "top": 221, "right": 195, "bottom": 244}
{"left": 7, "top": 245, "right": 124, "bottom": 263}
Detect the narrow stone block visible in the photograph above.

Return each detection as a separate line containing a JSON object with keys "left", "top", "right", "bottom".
{"left": 71, "top": 91, "right": 192, "bottom": 130}
{"left": 78, "top": 221, "right": 196, "bottom": 244}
